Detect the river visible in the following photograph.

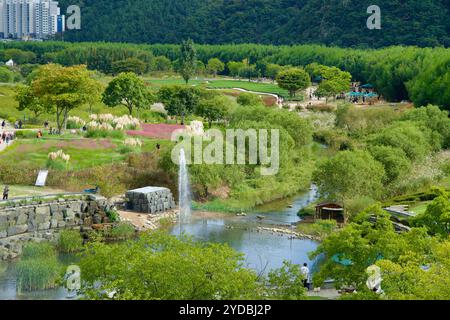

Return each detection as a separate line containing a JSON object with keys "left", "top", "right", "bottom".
{"left": 0, "top": 186, "right": 320, "bottom": 300}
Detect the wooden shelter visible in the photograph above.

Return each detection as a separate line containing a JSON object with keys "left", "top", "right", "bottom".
{"left": 315, "top": 202, "right": 344, "bottom": 223}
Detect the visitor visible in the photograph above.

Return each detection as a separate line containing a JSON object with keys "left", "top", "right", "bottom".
{"left": 1, "top": 120, "right": 5, "bottom": 130}
{"left": 301, "top": 263, "right": 310, "bottom": 290}
{"left": 156, "top": 143, "right": 161, "bottom": 150}
{"left": 14, "top": 120, "right": 19, "bottom": 129}
{"left": 3, "top": 185, "right": 9, "bottom": 200}
{"left": 36, "top": 130, "right": 43, "bottom": 139}
{"left": 18, "top": 120, "right": 23, "bottom": 129}
{"left": 44, "top": 121, "right": 49, "bottom": 129}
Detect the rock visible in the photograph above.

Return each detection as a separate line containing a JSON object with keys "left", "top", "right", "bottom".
{"left": 92, "top": 214, "right": 102, "bottom": 224}
{"left": 7, "top": 224, "right": 28, "bottom": 236}
{"left": 37, "top": 222, "right": 51, "bottom": 231}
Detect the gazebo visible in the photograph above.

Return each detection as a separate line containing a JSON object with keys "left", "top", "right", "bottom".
{"left": 315, "top": 202, "right": 344, "bottom": 223}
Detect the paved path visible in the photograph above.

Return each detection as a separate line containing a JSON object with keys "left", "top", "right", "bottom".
{"left": 307, "top": 288, "right": 340, "bottom": 300}
{"left": 0, "top": 119, "right": 15, "bottom": 153}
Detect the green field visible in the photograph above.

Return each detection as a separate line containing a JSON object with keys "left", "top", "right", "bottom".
{"left": 146, "top": 78, "right": 290, "bottom": 97}
{"left": 0, "top": 136, "right": 166, "bottom": 171}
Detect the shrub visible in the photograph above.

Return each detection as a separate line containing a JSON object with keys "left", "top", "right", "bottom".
{"left": 57, "top": 229, "right": 83, "bottom": 253}
{"left": 237, "top": 92, "right": 262, "bottom": 106}
{"left": 297, "top": 220, "right": 338, "bottom": 238}
{"left": 105, "top": 209, "right": 120, "bottom": 222}
{"left": 108, "top": 222, "right": 136, "bottom": 240}
{"left": 85, "top": 129, "right": 124, "bottom": 139}
{"left": 14, "top": 130, "right": 39, "bottom": 139}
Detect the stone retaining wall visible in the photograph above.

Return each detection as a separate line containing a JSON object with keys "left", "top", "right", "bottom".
{"left": 126, "top": 187, "right": 176, "bottom": 214}
{"left": 0, "top": 195, "right": 111, "bottom": 260}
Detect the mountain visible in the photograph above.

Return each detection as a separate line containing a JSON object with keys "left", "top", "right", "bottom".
{"left": 58, "top": 0, "right": 450, "bottom": 47}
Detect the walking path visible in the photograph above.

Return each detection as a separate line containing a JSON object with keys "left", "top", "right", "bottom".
{"left": 0, "top": 119, "right": 15, "bottom": 153}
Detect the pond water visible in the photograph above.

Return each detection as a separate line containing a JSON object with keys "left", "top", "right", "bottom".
{"left": 0, "top": 186, "right": 320, "bottom": 300}
{"left": 170, "top": 185, "right": 320, "bottom": 273}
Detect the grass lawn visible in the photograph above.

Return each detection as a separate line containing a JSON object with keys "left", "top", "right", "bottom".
{"left": 409, "top": 202, "right": 431, "bottom": 215}
{"left": 5, "top": 185, "right": 67, "bottom": 198}
{"left": 0, "top": 135, "right": 167, "bottom": 171}
{"left": 146, "top": 77, "right": 290, "bottom": 97}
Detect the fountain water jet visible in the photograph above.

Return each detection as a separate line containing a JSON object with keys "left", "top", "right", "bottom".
{"left": 178, "top": 148, "right": 191, "bottom": 234}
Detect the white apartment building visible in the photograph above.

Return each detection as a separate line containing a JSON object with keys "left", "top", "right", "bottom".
{"left": 0, "top": 0, "right": 64, "bottom": 39}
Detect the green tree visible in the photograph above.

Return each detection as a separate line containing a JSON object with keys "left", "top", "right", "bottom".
{"left": 227, "top": 61, "right": 245, "bottom": 78}
{"left": 315, "top": 66, "right": 352, "bottom": 103}
{"left": 77, "top": 231, "right": 260, "bottom": 300}
{"left": 15, "top": 85, "right": 52, "bottom": 119}
{"left": 276, "top": 68, "right": 311, "bottom": 98}
{"left": 265, "top": 63, "right": 283, "bottom": 81}
{"left": 412, "top": 188, "right": 450, "bottom": 237}
{"left": 368, "top": 145, "right": 411, "bottom": 183}
{"left": 3, "top": 48, "right": 36, "bottom": 65}
{"left": 312, "top": 205, "right": 437, "bottom": 292}
{"left": 179, "top": 39, "right": 197, "bottom": 84}
{"left": 368, "top": 121, "right": 431, "bottom": 161}
{"left": 0, "top": 66, "right": 14, "bottom": 82}
{"left": 112, "top": 58, "right": 147, "bottom": 75}
{"left": 31, "top": 64, "right": 100, "bottom": 132}
{"left": 158, "top": 85, "right": 200, "bottom": 124}
{"left": 195, "top": 96, "right": 230, "bottom": 128}
{"left": 102, "top": 72, "right": 153, "bottom": 115}
{"left": 313, "top": 150, "right": 385, "bottom": 221}
{"left": 206, "top": 58, "right": 225, "bottom": 77}
{"left": 265, "top": 261, "right": 307, "bottom": 300}
{"left": 152, "top": 56, "right": 172, "bottom": 72}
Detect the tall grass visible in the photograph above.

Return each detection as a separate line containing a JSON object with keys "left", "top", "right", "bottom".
{"left": 16, "top": 242, "right": 62, "bottom": 292}
{"left": 16, "top": 258, "right": 61, "bottom": 292}
{"left": 57, "top": 230, "right": 83, "bottom": 254}
{"left": 21, "top": 242, "right": 56, "bottom": 259}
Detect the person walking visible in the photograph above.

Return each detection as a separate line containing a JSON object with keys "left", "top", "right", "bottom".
{"left": 18, "top": 120, "right": 23, "bottom": 129}
{"left": 3, "top": 185, "right": 9, "bottom": 200}
{"left": 1, "top": 120, "right": 5, "bottom": 130}
{"left": 301, "top": 263, "right": 310, "bottom": 290}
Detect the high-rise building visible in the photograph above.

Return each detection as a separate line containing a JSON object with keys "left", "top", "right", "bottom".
{"left": 0, "top": 0, "right": 64, "bottom": 39}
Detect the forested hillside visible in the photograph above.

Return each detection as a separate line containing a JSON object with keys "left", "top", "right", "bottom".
{"left": 58, "top": 0, "right": 450, "bottom": 47}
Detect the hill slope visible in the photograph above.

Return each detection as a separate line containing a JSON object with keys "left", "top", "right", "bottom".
{"left": 59, "top": 0, "right": 450, "bottom": 47}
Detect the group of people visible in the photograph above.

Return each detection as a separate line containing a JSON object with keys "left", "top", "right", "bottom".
{"left": 14, "top": 120, "right": 23, "bottom": 129}
{"left": 0, "top": 130, "right": 15, "bottom": 145}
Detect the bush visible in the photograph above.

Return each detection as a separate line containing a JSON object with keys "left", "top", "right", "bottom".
{"left": 46, "top": 158, "right": 68, "bottom": 170}
{"left": 57, "top": 229, "right": 83, "bottom": 253}
{"left": 0, "top": 66, "right": 14, "bottom": 82}
{"left": 105, "top": 209, "right": 120, "bottom": 222}
{"left": 85, "top": 130, "right": 124, "bottom": 139}
{"left": 108, "top": 222, "right": 136, "bottom": 240}
{"left": 297, "top": 220, "right": 338, "bottom": 238}
{"left": 237, "top": 92, "right": 262, "bottom": 106}
{"left": 117, "top": 145, "right": 135, "bottom": 154}
{"left": 14, "top": 130, "right": 40, "bottom": 139}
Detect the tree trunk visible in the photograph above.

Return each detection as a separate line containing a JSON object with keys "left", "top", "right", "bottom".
{"left": 63, "top": 107, "right": 69, "bottom": 131}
